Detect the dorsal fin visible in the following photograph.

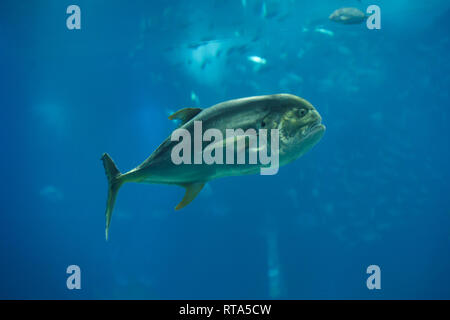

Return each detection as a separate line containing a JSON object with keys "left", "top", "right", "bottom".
{"left": 168, "top": 108, "right": 202, "bottom": 126}
{"left": 175, "top": 182, "right": 205, "bottom": 210}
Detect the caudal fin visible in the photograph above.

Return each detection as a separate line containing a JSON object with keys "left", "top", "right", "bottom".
{"left": 101, "top": 153, "right": 124, "bottom": 240}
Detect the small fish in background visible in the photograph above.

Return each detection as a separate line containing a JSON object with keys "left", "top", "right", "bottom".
{"left": 226, "top": 44, "right": 248, "bottom": 57}
{"left": 187, "top": 42, "right": 204, "bottom": 50}
{"left": 278, "top": 73, "right": 303, "bottom": 93}
{"left": 199, "top": 57, "right": 212, "bottom": 70}
{"left": 114, "top": 209, "right": 133, "bottom": 222}
{"left": 248, "top": 55, "right": 267, "bottom": 65}
{"left": 314, "top": 27, "right": 334, "bottom": 37}
{"left": 40, "top": 185, "right": 64, "bottom": 202}
{"left": 261, "top": 1, "right": 267, "bottom": 18}
{"left": 33, "top": 103, "right": 68, "bottom": 138}
{"left": 258, "top": 0, "right": 281, "bottom": 19}
{"left": 248, "top": 55, "right": 267, "bottom": 72}
{"left": 190, "top": 91, "right": 200, "bottom": 106}
{"left": 329, "top": 7, "right": 366, "bottom": 25}
{"left": 266, "top": 230, "right": 284, "bottom": 298}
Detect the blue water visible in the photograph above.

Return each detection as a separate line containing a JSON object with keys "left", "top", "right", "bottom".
{"left": 1, "top": 0, "right": 449, "bottom": 299}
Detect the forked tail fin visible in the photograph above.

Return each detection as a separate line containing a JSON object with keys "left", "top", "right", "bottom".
{"left": 101, "top": 153, "right": 124, "bottom": 240}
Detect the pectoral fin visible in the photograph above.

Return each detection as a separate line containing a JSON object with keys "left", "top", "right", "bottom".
{"left": 204, "top": 134, "right": 257, "bottom": 154}
{"left": 175, "top": 182, "right": 205, "bottom": 210}
{"left": 169, "top": 108, "right": 202, "bottom": 126}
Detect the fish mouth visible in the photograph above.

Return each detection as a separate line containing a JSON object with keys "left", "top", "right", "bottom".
{"left": 301, "top": 120, "right": 326, "bottom": 138}
{"left": 279, "top": 109, "right": 325, "bottom": 145}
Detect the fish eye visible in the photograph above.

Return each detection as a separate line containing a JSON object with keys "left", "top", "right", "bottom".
{"left": 299, "top": 109, "right": 307, "bottom": 117}
{"left": 261, "top": 121, "right": 266, "bottom": 127}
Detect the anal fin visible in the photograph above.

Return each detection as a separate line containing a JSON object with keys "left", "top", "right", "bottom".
{"left": 175, "top": 182, "right": 205, "bottom": 210}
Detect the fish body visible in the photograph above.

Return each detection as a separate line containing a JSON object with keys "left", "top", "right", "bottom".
{"left": 102, "top": 94, "right": 325, "bottom": 239}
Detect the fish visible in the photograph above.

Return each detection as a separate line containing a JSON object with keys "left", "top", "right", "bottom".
{"left": 314, "top": 27, "right": 335, "bottom": 37}
{"left": 329, "top": 7, "right": 366, "bottom": 25}
{"left": 248, "top": 55, "right": 267, "bottom": 65}
{"left": 101, "top": 94, "right": 325, "bottom": 239}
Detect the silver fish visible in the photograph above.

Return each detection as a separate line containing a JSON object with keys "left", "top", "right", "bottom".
{"left": 101, "top": 94, "right": 325, "bottom": 239}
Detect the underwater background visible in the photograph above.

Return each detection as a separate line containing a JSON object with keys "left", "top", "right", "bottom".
{"left": 1, "top": 0, "right": 449, "bottom": 299}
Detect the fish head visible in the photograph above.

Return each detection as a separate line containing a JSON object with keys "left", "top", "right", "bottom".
{"left": 262, "top": 94, "right": 325, "bottom": 163}
{"left": 329, "top": 10, "right": 340, "bottom": 22}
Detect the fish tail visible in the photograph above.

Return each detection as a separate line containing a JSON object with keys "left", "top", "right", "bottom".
{"left": 101, "top": 153, "right": 124, "bottom": 241}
